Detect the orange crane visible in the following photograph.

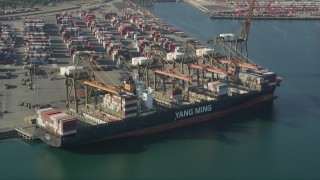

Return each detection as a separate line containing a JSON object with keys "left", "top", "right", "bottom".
{"left": 154, "top": 69, "right": 194, "bottom": 82}
{"left": 188, "top": 63, "right": 230, "bottom": 76}
{"left": 219, "top": 59, "right": 262, "bottom": 70}
{"left": 244, "top": 0, "right": 256, "bottom": 41}
{"left": 74, "top": 53, "right": 123, "bottom": 95}
{"left": 82, "top": 80, "right": 122, "bottom": 95}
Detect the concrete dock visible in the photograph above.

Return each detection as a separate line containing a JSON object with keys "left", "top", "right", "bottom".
{"left": 0, "top": 0, "right": 135, "bottom": 141}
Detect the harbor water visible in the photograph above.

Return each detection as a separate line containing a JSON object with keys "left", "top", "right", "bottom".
{"left": 1, "top": 2, "right": 320, "bottom": 179}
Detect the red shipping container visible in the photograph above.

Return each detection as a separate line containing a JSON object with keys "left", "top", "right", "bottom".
{"left": 113, "top": 97, "right": 121, "bottom": 103}
{"left": 40, "top": 109, "right": 55, "bottom": 119}
{"left": 41, "top": 110, "right": 61, "bottom": 119}
{"left": 61, "top": 119, "right": 77, "bottom": 131}
{"left": 45, "top": 111, "right": 62, "bottom": 122}
{"left": 168, "top": 44, "right": 176, "bottom": 52}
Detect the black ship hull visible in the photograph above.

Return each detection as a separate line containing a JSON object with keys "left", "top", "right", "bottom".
{"left": 36, "top": 87, "right": 277, "bottom": 147}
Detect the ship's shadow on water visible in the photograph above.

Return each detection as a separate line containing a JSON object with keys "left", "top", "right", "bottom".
{"left": 64, "top": 102, "right": 277, "bottom": 154}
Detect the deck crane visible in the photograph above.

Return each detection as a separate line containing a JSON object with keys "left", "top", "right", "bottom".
{"left": 205, "top": 0, "right": 258, "bottom": 74}
{"left": 219, "top": 59, "right": 262, "bottom": 70}
{"left": 82, "top": 80, "right": 122, "bottom": 95}
{"left": 181, "top": 39, "right": 233, "bottom": 83}
{"left": 152, "top": 68, "right": 195, "bottom": 102}
{"left": 237, "top": 0, "right": 256, "bottom": 57}
{"left": 153, "top": 69, "right": 194, "bottom": 82}
{"left": 152, "top": 55, "right": 195, "bottom": 93}
{"left": 188, "top": 64, "right": 230, "bottom": 76}
{"left": 145, "top": 42, "right": 200, "bottom": 100}
{"left": 243, "top": 0, "right": 256, "bottom": 42}
{"left": 65, "top": 52, "right": 123, "bottom": 113}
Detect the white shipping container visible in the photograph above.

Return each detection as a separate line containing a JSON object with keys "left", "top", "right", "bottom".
{"left": 205, "top": 81, "right": 228, "bottom": 94}
{"left": 239, "top": 72, "right": 264, "bottom": 84}
{"left": 60, "top": 66, "right": 83, "bottom": 76}
{"left": 131, "top": 57, "right": 139, "bottom": 65}
{"left": 131, "top": 57, "right": 149, "bottom": 66}
{"left": 166, "top": 52, "right": 184, "bottom": 61}
{"left": 36, "top": 117, "right": 46, "bottom": 128}
{"left": 196, "top": 48, "right": 214, "bottom": 56}
{"left": 219, "top": 33, "right": 235, "bottom": 42}
{"left": 48, "top": 122, "right": 58, "bottom": 129}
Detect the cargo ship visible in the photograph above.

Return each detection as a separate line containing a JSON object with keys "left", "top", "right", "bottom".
{"left": 32, "top": 7, "right": 281, "bottom": 147}
{"left": 36, "top": 86, "right": 278, "bottom": 147}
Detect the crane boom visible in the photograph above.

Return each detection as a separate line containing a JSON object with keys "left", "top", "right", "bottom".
{"left": 188, "top": 64, "right": 229, "bottom": 76}
{"left": 154, "top": 69, "right": 194, "bottom": 82}
{"left": 219, "top": 59, "right": 262, "bottom": 70}
{"left": 244, "top": 0, "right": 256, "bottom": 41}
{"left": 82, "top": 80, "right": 122, "bottom": 95}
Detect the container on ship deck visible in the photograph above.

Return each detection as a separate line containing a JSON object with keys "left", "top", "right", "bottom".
{"left": 36, "top": 117, "right": 46, "bottom": 128}
{"left": 204, "top": 81, "right": 228, "bottom": 95}
{"left": 122, "top": 102, "right": 137, "bottom": 109}
{"left": 40, "top": 110, "right": 61, "bottom": 120}
{"left": 60, "top": 119, "right": 77, "bottom": 132}
{"left": 50, "top": 113, "right": 74, "bottom": 123}
{"left": 36, "top": 107, "right": 53, "bottom": 115}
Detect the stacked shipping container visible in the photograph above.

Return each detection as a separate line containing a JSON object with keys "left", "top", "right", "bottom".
{"left": 131, "top": 56, "right": 150, "bottom": 66}
{"left": 0, "top": 23, "right": 16, "bottom": 64}
{"left": 56, "top": 12, "right": 97, "bottom": 63}
{"left": 164, "top": 88, "right": 183, "bottom": 101}
{"left": 23, "top": 18, "right": 51, "bottom": 64}
{"left": 36, "top": 108, "right": 77, "bottom": 136}
{"left": 204, "top": 81, "right": 229, "bottom": 96}
{"left": 124, "top": 9, "right": 191, "bottom": 61}
{"left": 239, "top": 70, "right": 277, "bottom": 90}
{"left": 103, "top": 92, "right": 138, "bottom": 118}
{"left": 80, "top": 10, "right": 128, "bottom": 62}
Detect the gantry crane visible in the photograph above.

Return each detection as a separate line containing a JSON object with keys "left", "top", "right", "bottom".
{"left": 237, "top": 0, "right": 256, "bottom": 57}
{"left": 205, "top": 0, "right": 258, "bottom": 75}
{"left": 65, "top": 52, "right": 124, "bottom": 113}
{"left": 219, "top": 59, "right": 262, "bottom": 70}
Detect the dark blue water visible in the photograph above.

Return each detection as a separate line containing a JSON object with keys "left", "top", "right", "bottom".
{"left": 1, "top": 2, "right": 320, "bottom": 179}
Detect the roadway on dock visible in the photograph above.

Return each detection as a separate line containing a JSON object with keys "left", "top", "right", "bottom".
{"left": 0, "top": 0, "right": 130, "bottom": 132}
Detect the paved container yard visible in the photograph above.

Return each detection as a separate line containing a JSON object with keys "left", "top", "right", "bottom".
{"left": 0, "top": 0, "right": 127, "bottom": 133}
